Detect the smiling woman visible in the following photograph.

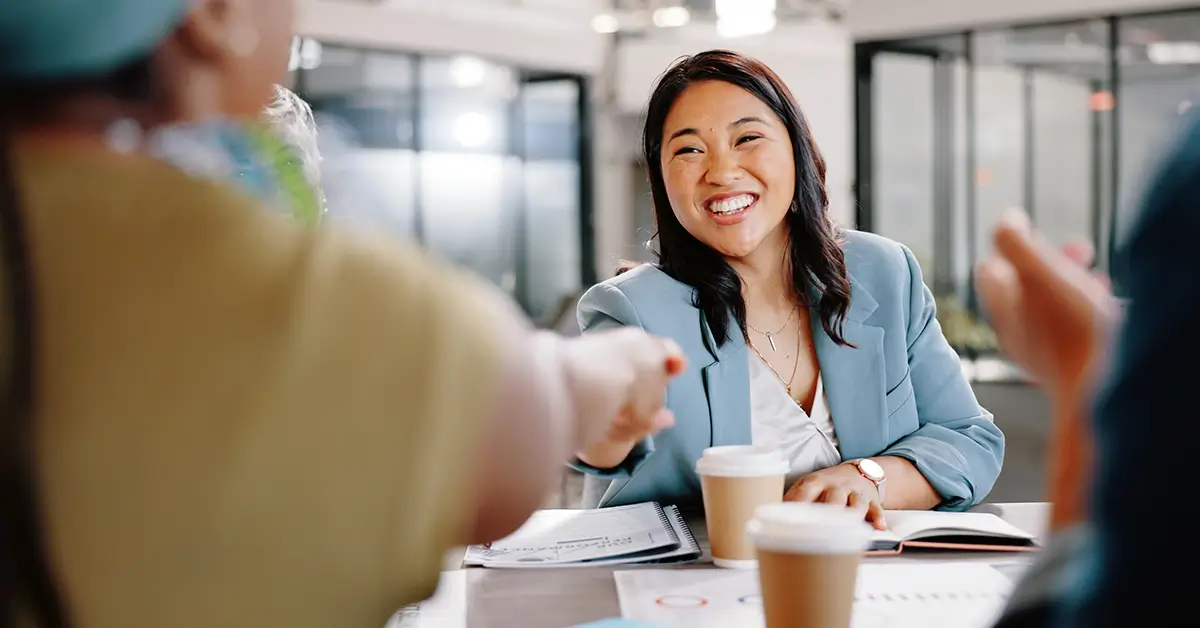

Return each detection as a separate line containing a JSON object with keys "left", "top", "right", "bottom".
{"left": 571, "top": 50, "right": 1005, "bottom": 524}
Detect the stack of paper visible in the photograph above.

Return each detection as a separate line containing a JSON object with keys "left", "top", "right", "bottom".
{"left": 463, "top": 503, "right": 701, "bottom": 568}
{"left": 613, "top": 563, "right": 1014, "bottom": 628}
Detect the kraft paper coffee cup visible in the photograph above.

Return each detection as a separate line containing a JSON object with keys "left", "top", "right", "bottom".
{"left": 695, "top": 445, "right": 788, "bottom": 569}
{"left": 747, "top": 502, "right": 873, "bottom": 628}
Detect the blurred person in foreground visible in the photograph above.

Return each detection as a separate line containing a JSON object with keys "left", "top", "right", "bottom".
{"left": 0, "top": 2, "right": 684, "bottom": 628}
{"left": 573, "top": 50, "right": 1002, "bottom": 522}
{"left": 979, "top": 116, "right": 1200, "bottom": 626}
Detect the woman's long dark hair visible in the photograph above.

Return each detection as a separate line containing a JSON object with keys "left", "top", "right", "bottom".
{"left": 0, "top": 55, "right": 156, "bottom": 628}
{"left": 642, "top": 50, "right": 853, "bottom": 347}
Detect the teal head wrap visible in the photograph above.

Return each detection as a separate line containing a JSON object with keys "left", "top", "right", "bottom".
{"left": 0, "top": 0, "right": 189, "bottom": 80}
{"left": 0, "top": 1, "right": 323, "bottom": 225}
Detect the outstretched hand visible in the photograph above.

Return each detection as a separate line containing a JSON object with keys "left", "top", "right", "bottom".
{"left": 565, "top": 328, "right": 686, "bottom": 452}
{"left": 975, "top": 209, "right": 1117, "bottom": 403}
{"left": 975, "top": 209, "right": 1118, "bottom": 529}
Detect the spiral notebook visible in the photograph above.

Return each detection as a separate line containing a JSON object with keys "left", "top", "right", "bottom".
{"left": 462, "top": 502, "right": 701, "bottom": 568}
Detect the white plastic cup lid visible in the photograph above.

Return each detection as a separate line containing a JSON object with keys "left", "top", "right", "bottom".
{"left": 695, "top": 445, "right": 788, "bottom": 477}
{"left": 746, "top": 502, "right": 873, "bottom": 554}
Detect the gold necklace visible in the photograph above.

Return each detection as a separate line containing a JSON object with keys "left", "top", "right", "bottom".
{"left": 749, "top": 329, "right": 803, "bottom": 396}
{"left": 747, "top": 305, "right": 797, "bottom": 352}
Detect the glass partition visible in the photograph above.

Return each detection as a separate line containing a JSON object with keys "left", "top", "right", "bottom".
{"left": 853, "top": 9, "right": 1200, "bottom": 353}
{"left": 291, "top": 41, "right": 592, "bottom": 323}
{"left": 418, "top": 56, "right": 522, "bottom": 293}
{"left": 300, "top": 45, "right": 420, "bottom": 236}
{"left": 1117, "top": 12, "right": 1200, "bottom": 248}
{"left": 519, "top": 78, "right": 585, "bottom": 324}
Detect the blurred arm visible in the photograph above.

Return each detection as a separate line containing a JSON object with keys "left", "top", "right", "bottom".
{"left": 1056, "top": 117, "right": 1200, "bottom": 627}
{"left": 255, "top": 230, "right": 632, "bottom": 611}
{"left": 570, "top": 283, "right": 656, "bottom": 476}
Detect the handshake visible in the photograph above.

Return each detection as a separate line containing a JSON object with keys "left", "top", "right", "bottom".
{"left": 554, "top": 328, "right": 688, "bottom": 466}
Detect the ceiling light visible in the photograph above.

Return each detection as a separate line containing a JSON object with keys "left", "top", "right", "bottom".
{"left": 716, "top": 12, "right": 777, "bottom": 38}
{"left": 652, "top": 6, "right": 690, "bottom": 28}
{"left": 449, "top": 56, "right": 488, "bottom": 88}
{"left": 716, "top": 0, "right": 776, "bottom": 18}
{"left": 715, "top": 0, "right": 777, "bottom": 38}
{"left": 1147, "top": 41, "right": 1200, "bottom": 65}
{"left": 592, "top": 13, "right": 619, "bottom": 34}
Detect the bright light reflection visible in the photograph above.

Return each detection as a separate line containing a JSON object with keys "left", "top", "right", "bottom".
{"left": 453, "top": 112, "right": 493, "bottom": 148}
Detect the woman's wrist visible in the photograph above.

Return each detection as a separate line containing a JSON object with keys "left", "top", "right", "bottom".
{"left": 871, "top": 455, "right": 942, "bottom": 510}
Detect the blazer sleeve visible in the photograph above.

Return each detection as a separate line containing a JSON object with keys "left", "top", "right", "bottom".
{"left": 878, "top": 245, "right": 1006, "bottom": 511}
{"left": 566, "top": 282, "right": 657, "bottom": 479}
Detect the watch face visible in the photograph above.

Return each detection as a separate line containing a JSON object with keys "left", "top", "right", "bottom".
{"left": 859, "top": 458, "right": 885, "bottom": 481}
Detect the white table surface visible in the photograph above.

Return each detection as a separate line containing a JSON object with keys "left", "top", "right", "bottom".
{"left": 433, "top": 502, "right": 1048, "bottom": 628}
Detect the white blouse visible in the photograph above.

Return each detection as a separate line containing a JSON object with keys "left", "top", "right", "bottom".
{"left": 748, "top": 354, "right": 842, "bottom": 485}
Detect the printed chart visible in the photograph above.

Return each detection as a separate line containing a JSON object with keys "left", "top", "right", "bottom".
{"left": 614, "top": 563, "right": 1014, "bottom": 628}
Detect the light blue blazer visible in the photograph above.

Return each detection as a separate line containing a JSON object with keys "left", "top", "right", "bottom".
{"left": 571, "top": 230, "right": 1004, "bottom": 511}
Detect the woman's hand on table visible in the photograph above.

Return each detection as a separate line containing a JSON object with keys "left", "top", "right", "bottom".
{"left": 784, "top": 464, "right": 888, "bottom": 530}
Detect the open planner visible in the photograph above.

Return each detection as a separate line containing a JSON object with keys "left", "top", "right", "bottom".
{"left": 868, "top": 510, "right": 1038, "bottom": 554}
{"left": 462, "top": 502, "right": 701, "bottom": 568}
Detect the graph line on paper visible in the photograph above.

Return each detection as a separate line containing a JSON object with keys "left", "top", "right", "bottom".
{"left": 614, "top": 563, "right": 1016, "bottom": 628}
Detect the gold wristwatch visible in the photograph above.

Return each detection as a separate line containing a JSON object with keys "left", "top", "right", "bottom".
{"left": 850, "top": 458, "right": 886, "bottom": 502}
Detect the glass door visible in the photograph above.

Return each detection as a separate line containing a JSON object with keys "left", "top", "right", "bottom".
{"left": 517, "top": 74, "right": 589, "bottom": 325}
{"left": 859, "top": 48, "right": 939, "bottom": 270}
{"left": 856, "top": 24, "right": 1117, "bottom": 353}
{"left": 856, "top": 36, "right": 974, "bottom": 337}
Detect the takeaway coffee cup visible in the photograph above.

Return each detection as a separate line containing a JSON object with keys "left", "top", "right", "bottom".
{"left": 695, "top": 445, "right": 788, "bottom": 569}
{"left": 747, "top": 502, "right": 873, "bottom": 628}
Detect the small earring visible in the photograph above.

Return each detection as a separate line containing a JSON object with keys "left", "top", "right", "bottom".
{"left": 230, "top": 25, "right": 260, "bottom": 58}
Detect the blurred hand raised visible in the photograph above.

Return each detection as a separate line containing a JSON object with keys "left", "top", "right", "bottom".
{"left": 975, "top": 209, "right": 1117, "bottom": 402}
{"left": 562, "top": 328, "right": 686, "bottom": 451}
{"left": 976, "top": 209, "right": 1120, "bottom": 530}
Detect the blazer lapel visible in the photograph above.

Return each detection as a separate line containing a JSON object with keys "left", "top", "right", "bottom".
{"left": 699, "top": 309, "right": 751, "bottom": 447}
{"left": 813, "top": 276, "right": 889, "bottom": 460}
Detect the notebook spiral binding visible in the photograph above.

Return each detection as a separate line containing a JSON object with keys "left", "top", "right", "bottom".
{"left": 669, "top": 506, "right": 699, "bottom": 552}
{"left": 653, "top": 502, "right": 678, "bottom": 545}
{"left": 640, "top": 505, "right": 701, "bottom": 565}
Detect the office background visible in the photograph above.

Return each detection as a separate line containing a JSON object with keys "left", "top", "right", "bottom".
{"left": 291, "top": 0, "right": 1200, "bottom": 503}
